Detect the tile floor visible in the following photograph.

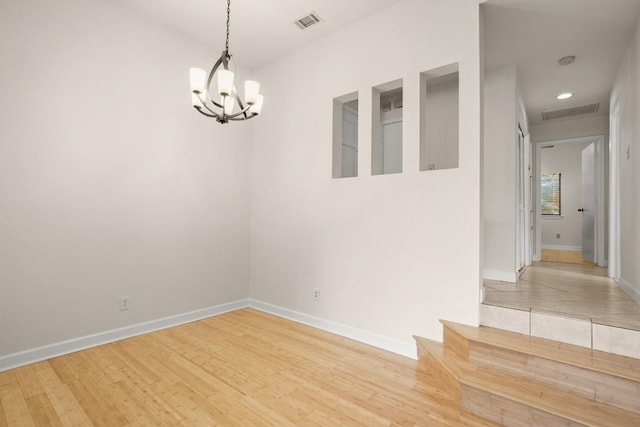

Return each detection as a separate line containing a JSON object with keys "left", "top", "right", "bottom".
{"left": 483, "top": 261, "right": 640, "bottom": 332}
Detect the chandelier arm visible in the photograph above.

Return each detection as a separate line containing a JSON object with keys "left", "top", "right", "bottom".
{"left": 207, "top": 94, "right": 224, "bottom": 110}
{"left": 202, "top": 51, "right": 232, "bottom": 111}
{"left": 225, "top": 104, "right": 254, "bottom": 120}
{"left": 206, "top": 53, "right": 226, "bottom": 103}
{"left": 227, "top": 114, "right": 257, "bottom": 121}
{"left": 234, "top": 93, "right": 250, "bottom": 119}
{"left": 197, "top": 92, "right": 223, "bottom": 115}
{"left": 193, "top": 106, "right": 218, "bottom": 118}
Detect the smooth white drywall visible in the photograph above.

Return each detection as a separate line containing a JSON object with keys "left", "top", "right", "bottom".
{"left": 611, "top": 15, "right": 640, "bottom": 299}
{"left": 249, "top": 0, "right": 482, "bottom": 344}
{"left": 540, "top": 142, "right": 591, "bottom": 247}
{"left": 0, "top": 0, "right": 251, "bottom": 357}
{"left": 483, "top": 66, "right": 517, "bottom": 281}
{"left": 530, "top": 115, "right": 609, "bottom": 144}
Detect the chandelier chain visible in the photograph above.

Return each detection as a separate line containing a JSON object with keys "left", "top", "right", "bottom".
{"left": 225, "top": 0, "right": 231, "bottom": 53}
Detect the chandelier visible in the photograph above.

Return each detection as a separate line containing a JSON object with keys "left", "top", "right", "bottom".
{"left": 189, "top": 0, "right": 263, "bottom": 124}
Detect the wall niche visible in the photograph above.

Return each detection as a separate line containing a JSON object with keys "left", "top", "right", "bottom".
{"left": 372, "top": 79, "right": 403, "bottom": 175}
{"left": 420, "top": 63, "right": 459, "bottom": 171}
{"left": 332, "top": 92, "right": 359, "bottom": 178}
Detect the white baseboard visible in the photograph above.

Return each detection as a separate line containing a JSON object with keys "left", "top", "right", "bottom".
{"left": 483, "top": 269, "right": 517, "bottom": 283}
{"left": 249, "top": 299, "right": 417, "bottom": 360}
{"left": 1, "top": 298, "right": 418, "bottom": 372}
{"left": 0, "top": 299, "right": 250, "bottom": 373}
{"left": 618, "top": 277, "right": 640, "bottom": 305}
{"left": 541, "top": 244, "right": 582, "bottom": 251}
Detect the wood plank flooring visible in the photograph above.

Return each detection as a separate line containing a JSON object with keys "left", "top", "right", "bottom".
{"left": 541, "top": 249, "right": 593, "bottom": 265}
{"left": 0, "top": 309, "right": 459, "bottom": 426}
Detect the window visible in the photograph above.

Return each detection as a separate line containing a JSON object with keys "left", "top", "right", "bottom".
{"left": 541, "top": 172, "right": 561, "bottom": 215}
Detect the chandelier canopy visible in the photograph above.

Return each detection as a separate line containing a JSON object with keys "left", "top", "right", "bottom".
{"left": 189, "top": 0, "right": 263, "bottom": 124}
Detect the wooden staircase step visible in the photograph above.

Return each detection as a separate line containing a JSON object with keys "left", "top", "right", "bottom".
{"left": 415, "top": 335, "right": 464, "bottom": 399}
{"left": 441, "top": 320, "right": 640, "bottom": 382}
{"left": 441, "top": 320, "right": 640, "bottom": 414}
{"left": 415, "top": 337, "right": 500, "bottom": 426}
{"left": 415, "top": 336, "right": 640, "bottom": 427}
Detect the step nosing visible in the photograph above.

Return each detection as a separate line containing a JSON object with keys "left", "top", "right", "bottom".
{"left": 417, "top": 334, "right": 640, "bottom": 425}
{"left": 441, "top": 320, "right": 640, "bottom": 382}
{"left": 460, "top": 378, "right": 639, "bottom": 425}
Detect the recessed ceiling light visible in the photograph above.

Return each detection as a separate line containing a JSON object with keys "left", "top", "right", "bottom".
{"left": 557, "top": 92, "right": 573, "bottom": 100}
{"left": 558, "top": 55, "right": 576, "bottom": 66}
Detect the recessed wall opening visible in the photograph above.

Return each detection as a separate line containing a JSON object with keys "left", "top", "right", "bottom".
{"left": 332, "top": 92, "right": 359, "bottom": 178}
{"left": 372, "top": 79, "right": 403, "bottom": 175}
{"left": 420, "top": 63, "right": 459, "bottom": 171}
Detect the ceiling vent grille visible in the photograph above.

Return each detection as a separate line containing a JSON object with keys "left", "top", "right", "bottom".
{"left": 294, "top": 11, "right": 322, "bottom": 29}
{"left": 541, "top": 103, "right": 600, "bottom": 121}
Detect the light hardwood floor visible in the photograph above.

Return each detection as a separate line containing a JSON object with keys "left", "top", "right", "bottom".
{"left": 541, "top": 249, "right": 593, "bottom": 265}
{"left": 0, "top": 309, "right": 459, "bottom": 426}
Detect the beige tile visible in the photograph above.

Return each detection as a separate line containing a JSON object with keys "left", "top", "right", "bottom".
{"left": 591, "top": 314, "right": 640, "bottom": 332}
{"left": 592, "top": 324, "right": 640, "bottom": 359}
{"left": 531, "top": 312, "right": 592, "bottom": 348}
{"left": 480, "top": 304, "right": 530, "bottom": 335}
{"left": 483, "top": 262, "right": 640, "bottom": 333}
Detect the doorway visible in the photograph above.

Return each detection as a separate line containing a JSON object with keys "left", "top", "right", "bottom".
{"left": 534, "top": 135, "right": 606, "bottom": 266}
{"left": 341, "top": 103, "right": 358, "bottom": 178}
{"left": 381, "top": 118, "right": 402, "bottom": 174}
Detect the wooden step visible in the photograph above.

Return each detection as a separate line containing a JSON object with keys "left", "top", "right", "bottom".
{"left": 415, "top": 337, "right": 500, "bottom": 426}
{"left": 442, "top": 320, "right": 640, "bottom": 414}
{"left": 415, "top": 336, "right": 640, "bottom": 427}
{"left": 415, "top": 335, "right": 464, "bottom": 401}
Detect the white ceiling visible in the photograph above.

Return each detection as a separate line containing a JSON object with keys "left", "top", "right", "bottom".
{"left": 112, "top": 0, "right": 405, "bottom": 69}
{"left": 483, "top": 0, "right": 640, "bottom": 126}
{"left": 114, "top": 0, "right": 640, "bottom": 126}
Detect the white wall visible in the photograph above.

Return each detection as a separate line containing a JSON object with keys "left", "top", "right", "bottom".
{"left": 540, "top": 142, "right": 591, "bottom": 248}
{"left": 611, "top": 15, "right": 640, "bottom": 301}
{"left": 483, "top": 66, "right": 517, "bottom": 282}
{"left": 531, "top": 115, "right": 609, "bottom": 144}
{"left": 0, "top": 0, "right": 251, "bottom": 357}
{"left": 249, "top": 0, "right": 482, "bottom": 346}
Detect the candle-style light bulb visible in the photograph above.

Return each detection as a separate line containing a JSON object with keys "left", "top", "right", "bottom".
{"left": 224, "top": 96, "right": 235, "bottom": 115}
{"left": 190, "top": 68, "right": 206, "bottom": 94}
{"left": 244, "top": 80, "right": 260, "bottom": 105}
{"left": 218, "top": 69, "right": 235, "bottom": 96}
{"left": 250, "top": 94, "right": 264, "bottom": 115}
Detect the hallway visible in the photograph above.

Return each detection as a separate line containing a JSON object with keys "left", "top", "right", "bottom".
{"left": 484, "top": 262, "right": 640, "bottom": 332}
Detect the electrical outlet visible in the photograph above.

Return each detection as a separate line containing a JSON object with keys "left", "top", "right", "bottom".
{"left": 313, "top": 288, "right": 320, "bottom": 301}
{"left": 119, "top": 296, "right": 131, "bottom": 311}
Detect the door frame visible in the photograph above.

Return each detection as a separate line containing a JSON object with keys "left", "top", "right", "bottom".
{"left": 534, "top": 135, "right": 606, "bottom": 266}
{"left": 609, "top": 99, "right": 620, "bottom": 279}
{"left": 341, "top": 104, "right": 359, "bottom": 177}
{"left": 380, "top": 117, "right": 403, "bottom": 174}
{"left": 515, "top": 125, "right": 528, "bottom": 271}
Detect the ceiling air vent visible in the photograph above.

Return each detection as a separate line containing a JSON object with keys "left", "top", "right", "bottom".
{"left": 294, "top": 11, "right": 323, "bottom": 29}
{"left": 541, "top": 103, "right": 600, "bottom": 121}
